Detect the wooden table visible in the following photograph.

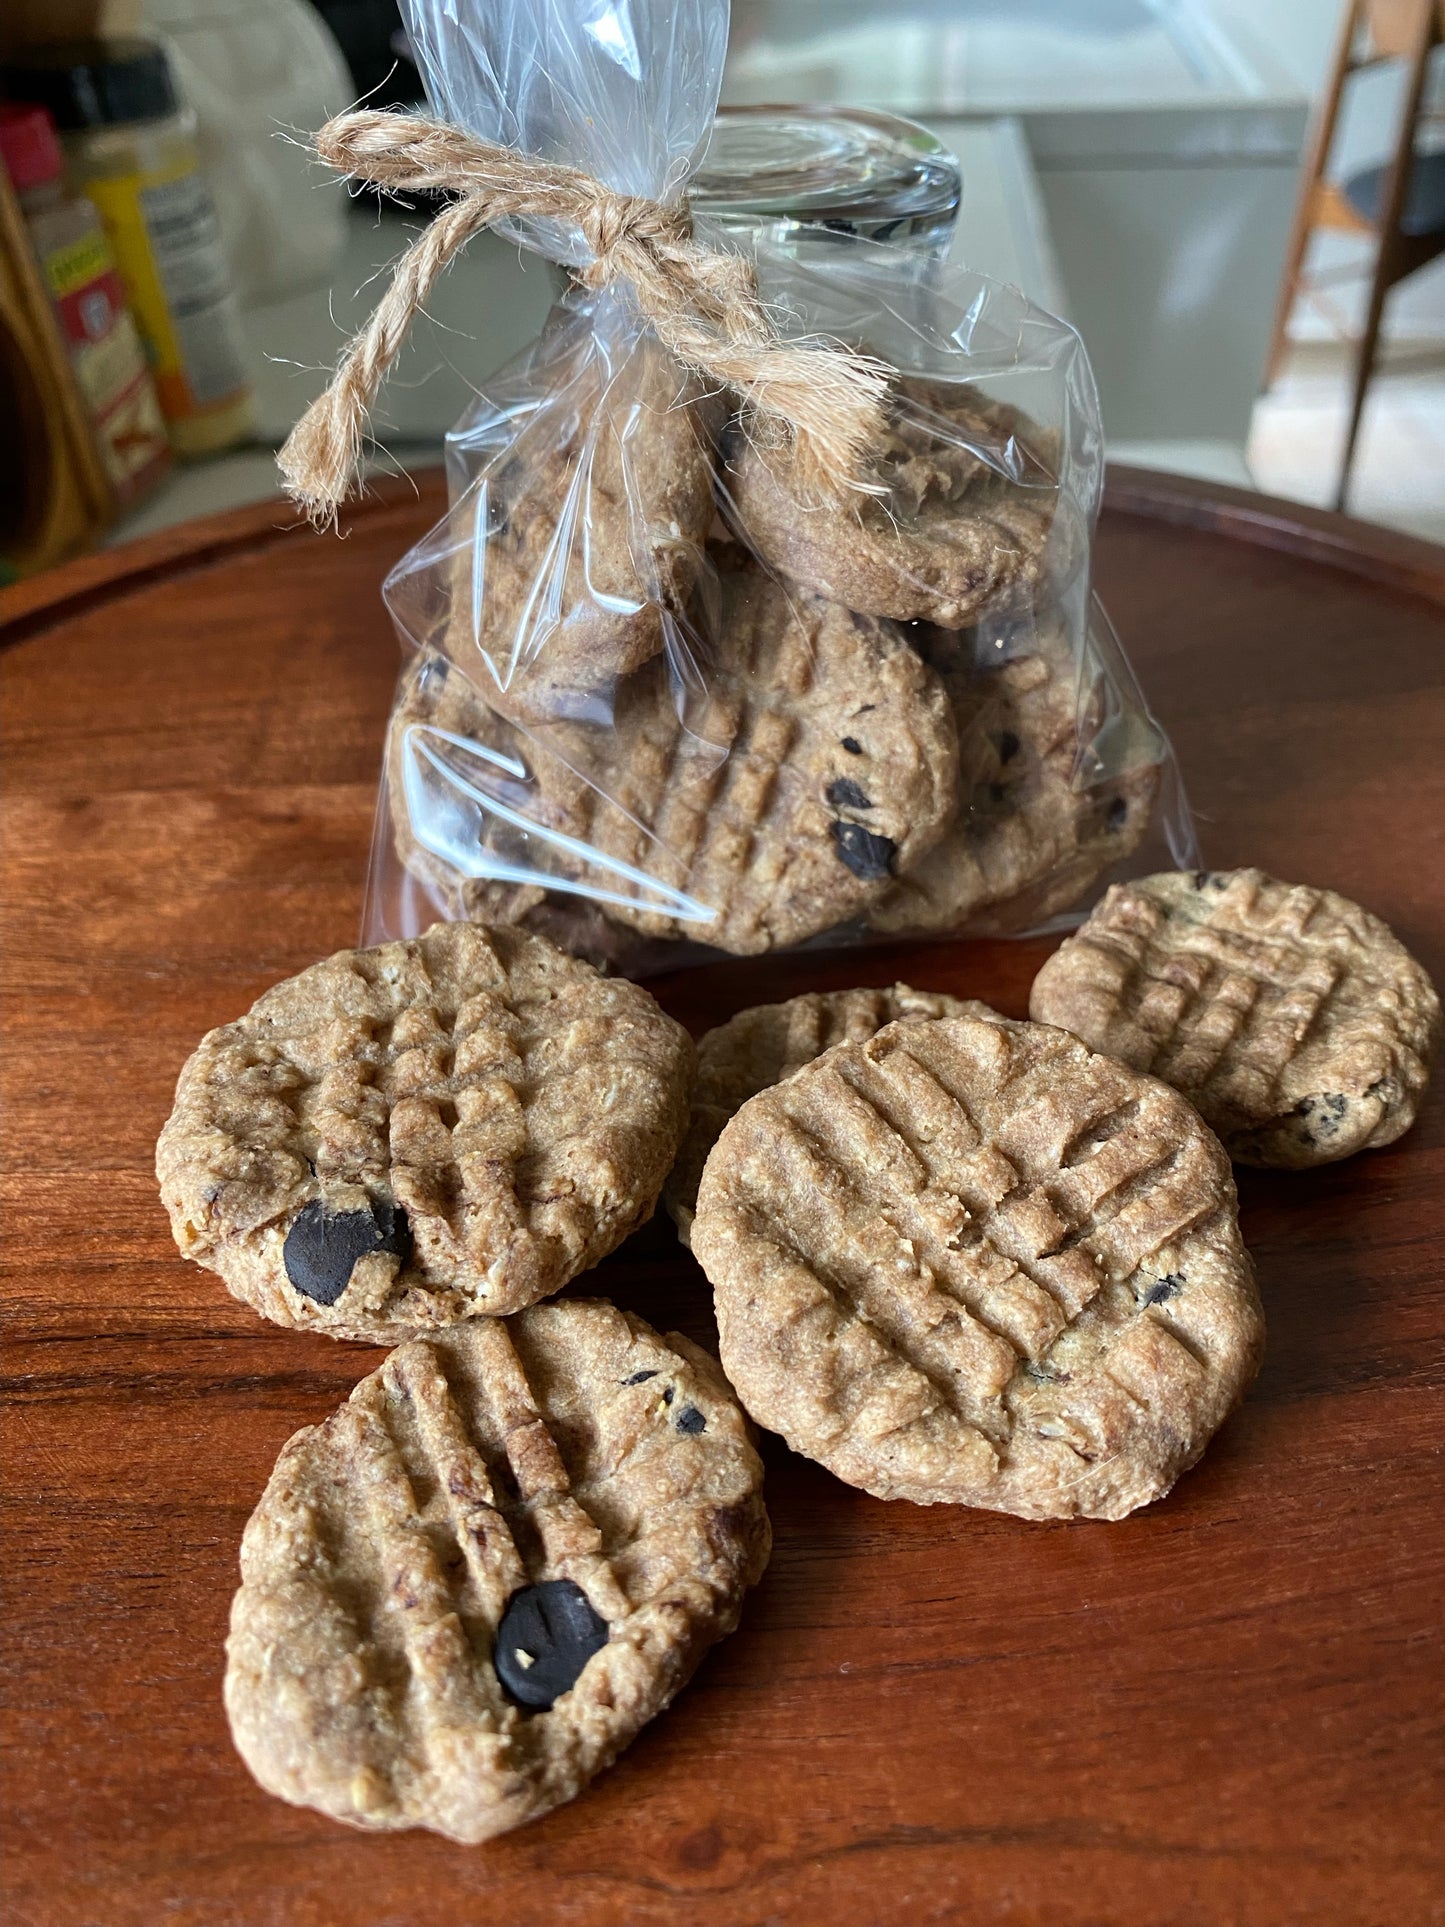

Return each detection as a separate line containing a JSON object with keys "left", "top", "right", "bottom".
{"left": 3, "top": 471, "right": 1443, "bottom": 1927}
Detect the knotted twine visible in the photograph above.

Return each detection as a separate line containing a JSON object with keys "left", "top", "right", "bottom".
{"left": 278, "top": 110, "right": 894, "bottom": 527}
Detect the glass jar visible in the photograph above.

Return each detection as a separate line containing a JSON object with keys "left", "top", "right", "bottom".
{"left": 690, "top": 105, "right": 961, "bottom": 272}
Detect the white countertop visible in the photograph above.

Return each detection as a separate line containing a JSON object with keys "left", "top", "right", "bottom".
{"left": 723, "top": 0, "right": 1303, "bottom": 117}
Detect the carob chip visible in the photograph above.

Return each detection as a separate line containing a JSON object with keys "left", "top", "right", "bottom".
{"left": 494, "top": 1580, "right": 609, "bottom": 1711}
{"left": 283, "top": 1198, "right": 411, "bottom": 1306}
{"left": 1299, "top": 1092, "right": 1349, "bottom": 1138}
{"left": 675, "top": 1405, "right": 707, "bottom": 1434}
{"left": 826, "top": 777, "right": 873, "bottom": 810}
{"left": 622, "top": 1369, "right": 659, "bottom": 1385}
{"left": 830, "top": 819, "right": 897, "bottom": 880}
{"left": 840, "top": 736, "right": 864, "bottom": 755}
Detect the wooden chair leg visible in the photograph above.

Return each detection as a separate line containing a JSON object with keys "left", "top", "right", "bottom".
{"left": 1334, "top": 1, "right": 1436, "bottom": 510}
{"left": 1336, "top": 247, "right": 1393, "bottom": 510}
{"left": 1266, "top": 0, "right": 1360, "bottom": 391}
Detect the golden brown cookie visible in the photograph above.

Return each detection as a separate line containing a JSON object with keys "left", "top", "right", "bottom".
{"left": 391, "top": 655, "right": 578, "bottom": 940}
{"left": 441, "top": 329, "right": 720, "bottom": 725}
{"left": 1029, "top": 868, "right": 1441, "bottom": 1167}
{"left": 156, "top": 922, "right": 694, "bottom": 1339}
{"left": 869, "top": 629, "right": 1159, "bottom": 937}
{"left": 225, "top": 1301, "right": 770, "bottom": 1842}
{"left": 664, "top": 984, "right": 996, "bottom": 1244}
{"left": 692, "top": 1012, "right": 1263, "bottom": 1520}
{"left": 387, "top": 553, "right": 960, "bottom": 956}
{"left": 726, "top": 377, "right": 1060, "bottom": 628}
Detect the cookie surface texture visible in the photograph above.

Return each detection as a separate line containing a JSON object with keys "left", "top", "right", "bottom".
{"left": 388, "top": 553, "right": 960, "bottom": 955}
{"left": 224, "top": 1301, "right": 771, "bottom": 1842}
{"left": 727, "top": 378, "right": 1059, "bottom": 628}
{"left": 444, "top": 330, "right": 719, "bottom": 725}
{"left": 384, "top": 653, "right": 636, "bottom": 967}
{"left": 1029, "top": 868, "right": 1441, "bottom": 1167}
{"left": 870, "top": 631, "right": 1158, "bottom": 937}
{"left": 665, "top": 984, "right": 996, "bottom": 1243}
{"left": 693, "top": 1012, "right": 1263, "bottom": 1520}
{"left": 156, "top": 922, "right": 694, "bottom": 1338}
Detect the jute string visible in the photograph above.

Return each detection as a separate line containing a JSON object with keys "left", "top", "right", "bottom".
{"left": 278, "top": 109, "right": 893, "bottom": 526}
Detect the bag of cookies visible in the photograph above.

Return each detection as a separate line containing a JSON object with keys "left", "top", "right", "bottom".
{"left": 279, "top": 0, "right": 1196, "bottom": 970}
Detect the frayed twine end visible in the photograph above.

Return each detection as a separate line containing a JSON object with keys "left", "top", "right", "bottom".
{"left": 277, "top": 109, "right": 901, "bottom": 525}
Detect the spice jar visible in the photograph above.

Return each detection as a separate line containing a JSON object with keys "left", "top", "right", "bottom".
{"left": 0, "top": 102, "right": 170, "bottom": 509}
{"left": 2, "top": 36, "right": 255, "bottom": 456}
{"left": 0, "top": 157, "right": 111, "bottom": 577}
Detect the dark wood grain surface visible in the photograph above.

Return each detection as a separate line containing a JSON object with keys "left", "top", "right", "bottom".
{"left": 3, "top": 470, "right": 1443, "bottom": 1927}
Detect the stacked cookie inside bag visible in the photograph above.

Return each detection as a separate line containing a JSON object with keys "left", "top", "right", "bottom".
{"left": 383, "top": 335, "right": 1163, "bottom": 961}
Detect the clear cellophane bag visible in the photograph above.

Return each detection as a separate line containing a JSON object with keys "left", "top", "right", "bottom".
{"left": 364, "top": 0, "right": 1196, "bottom": 972}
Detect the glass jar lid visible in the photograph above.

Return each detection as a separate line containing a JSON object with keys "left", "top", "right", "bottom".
{"left": 691, "top": 105, "right": 960, "bottom": 251}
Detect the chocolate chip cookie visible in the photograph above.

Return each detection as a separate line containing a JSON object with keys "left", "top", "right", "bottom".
{"left": 693, "top": 1011, "right": 1263, "bottom": 1520}
{"left": 664, "top": 984, "right": 996, "bottom": 1244}
{"left": 870, "top": 628, "right": 1159, "bottom": 937}
{"left": 434, "top": 326, "right": 720, "bottom": 726}
{"left": 726, "top": 376, "right": 1060, "bottom": 628}
{"left": 225, "top": 1300, "right": 770, "bottom": 1841}
{"left": 156, "top": 922, "right": 694, "bottom": 1339}
{"left": 388, "top": 552, "right": 960, "bottom": 956}
{"left": 1030, "top": 868, "right": 1441, "bottom": 1167}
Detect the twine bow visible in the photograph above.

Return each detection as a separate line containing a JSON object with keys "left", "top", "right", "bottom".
{"left": 278, "top": 109, "right": 894, "bottom": 526}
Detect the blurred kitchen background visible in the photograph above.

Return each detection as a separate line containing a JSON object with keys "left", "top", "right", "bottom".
{"left": 3, "top": 0, "right": 1442, "bottom": 577}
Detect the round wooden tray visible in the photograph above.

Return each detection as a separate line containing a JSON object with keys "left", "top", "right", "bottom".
{"left": 3, "top": 469, "right": 1442, "bottom": 1927}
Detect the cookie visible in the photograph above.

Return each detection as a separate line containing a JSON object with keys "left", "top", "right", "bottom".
{"left": 436, "top": 327, "right": 720, "bottom": 725}
{"left": 156, "top": 921, "right": 694, "bottom": 1340}
{"left": 224, "top": 1300, "right": 771, "bottom": 1842}
{"left": 726, "top": 377, "right": 1060, "bottom": 628}
{"left": 692, "top": 1012, "right": 1263, "bottom": 1520}
{"left": 870, "top": 631, "right": 1158, "bottom": 937}
{"left": 664, "top": 984, "right": 996, "bottom": 1244}
{"left": 384, "top": 652, "right": 634, "bottom": 967}
{"left": 387, "top": 553, "right": 960, "bottom": 956}
{"left": 1029, "top": 869, "right": 1441, "bottom": 1168}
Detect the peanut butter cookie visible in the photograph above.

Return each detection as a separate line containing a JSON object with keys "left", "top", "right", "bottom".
{"left": 1030, "top": 868, "right": 1440, "bottom": 1167}
{"left": 870, "top": 628, "right": 1158, "bottom": 937}
{"left": 693, "top": 1011, "right": 1263, "bottom": 1520}
{"left": 225, "top": 1301, "right": 770, "bottom": 1841}
{"left": 388, "top": 554, "right": 959, "bottom": 956}
{"left": 157, "top": 922, "right": 694, "bottom": 1339}
{"left": 438, "top": 328, "right": 720, "bottom": 726}
{"left": 665, "top": 984, "right": 995, "bottom": 1244}
{"left": 726, "top": 377, "right": 1060, "bottom": 628}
